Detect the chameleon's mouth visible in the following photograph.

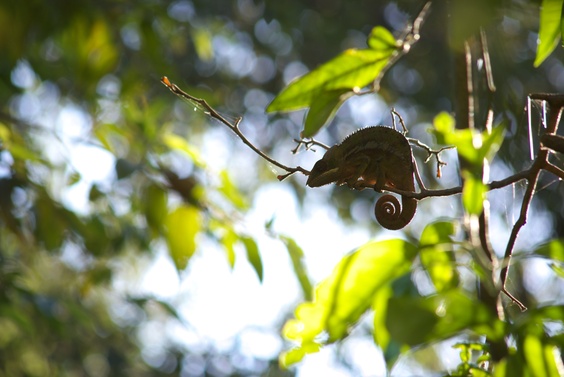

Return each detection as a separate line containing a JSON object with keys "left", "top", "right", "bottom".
{"left": 306, "top": 167, "right": 340, "bottom": 187}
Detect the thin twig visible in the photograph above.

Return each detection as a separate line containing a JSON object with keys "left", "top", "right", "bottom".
{"left": 291, "top": 138, "right": 330, "bottom": 154}
{"left": 161, "top": 77, "right": 310, "bottom": 181}
{"left": 407, "top": 137, "right": 454, "bottom": 178}
{"left": 159, "top": 80, "right": 551, "bottom": 201}
{"left": 500, "top": 96, "right": 564, "bottom": 311}
{"left": 355, "top": 2, "right": 432, "bottom": 95}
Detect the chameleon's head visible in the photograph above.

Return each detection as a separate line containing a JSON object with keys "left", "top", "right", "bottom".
{"left": 306, "top": 148, "right": 340, "bottom": 187}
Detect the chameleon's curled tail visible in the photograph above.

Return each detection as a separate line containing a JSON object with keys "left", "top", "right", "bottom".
{"left": 375, "top": 194, "right": 417, "bottom": 230}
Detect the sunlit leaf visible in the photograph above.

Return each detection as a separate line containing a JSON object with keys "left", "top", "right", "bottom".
{"left": 164, "top": 205, "right": 201, "bottom": 271}
{"left": 218, "top": 170, "right": 248, "bottom": 210}
{"left": 267, "top": 48, "right": 394, "bottom": 111}
{"left": 221, "top": 228, "right": 237, "bottom": 268}
{"left": 302, "top": 89, "right": 352, "bottom": 137}
{"left": 279, "top": 341, "right": 321, "bottom": 369}
{"left": 192, "top": 27, "right": 214, "bottom": 61}
{"left": 419, "top": 221, "right": 455, "bottom": 247}
{"left": 462, "top": 175, "right": 487, "bottom": 215}
{"left": 162, "top": 133, "right": 207, "bottom": 167}
{"left": 93, "top": 123, "right": 128, "bottom": 153}
{"left": 241, "top": 236, "right": 263, "bottom": 282}
{"left": 267, "top": 42, "right": 396, "bottom": 135}
{"left": 523, "top": 335, "right": 562, "bottom": 377}
{"left": 367, "top": 26, "right": 397, "bottom": 51}
{"left": 281, "top": 239, "right": 417, "bottom": 366}
{"left": 372, "top": 285, "right": 407, "bottom": 369}
{"left": 534, "top": 0, "right": 564, "bottom": 67}
{"left": 419, "top": 221, "right": 459, "bottom": 292}
{"left": 534, "top": 239, "right": 564, "bottom": 261}
{"left": 432, "top": 112, "right": 505, "bottom": 166}
{"left": 280, "top": 236, "right": 313, "bottom": 301}
{"left": 479, "top": 123, "right": 506, "bottom": 163}
{"left": 386, "top": 290, "right": 497, "bottom": 347}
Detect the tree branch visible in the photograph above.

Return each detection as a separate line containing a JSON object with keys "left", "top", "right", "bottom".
{"left": 160, "top": 77, "right": 310, "bottom": 181}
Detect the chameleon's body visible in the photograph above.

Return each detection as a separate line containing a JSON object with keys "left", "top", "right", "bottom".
{"left": 306, "top": 126, "right": 416, "bottom": 230}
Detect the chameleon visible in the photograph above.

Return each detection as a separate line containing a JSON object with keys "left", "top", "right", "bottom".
{"left": 306, "top": 126, "right": 417, "bottom": 230}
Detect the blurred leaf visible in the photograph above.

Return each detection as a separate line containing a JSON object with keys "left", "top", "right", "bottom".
{"left": 66, "top": 171, "right": 81, "bottom": 186}
{"left": 221, "top": 228, "right": 237, "bottom": 268}
{"left": 115, "top": 158, "right": 139, "bottom": 180}
{"left": 164, "top": 205, "right": 201, "bottom": 271}
{"left": 373, "top": 285, "right": 406, "bottom": 369}
{"left": 93, "top": 123, "right": 128, "bottom": 153}
{"left": 432, "top": 112, "right": 457, "bottom": 145}
{"left": 218, "top": 170, "right": 248, "bottom": 210}
{"left": 88, "top": 184, "right": 104, "bottom": 202}
{"left": 462, "top": 174, "right": 487, "bottom": 215}
{"left": 433, "top": 112, "right": 505, "bottom": 167}
{"left": 534, "top": 0, "right": 564, "bottom": 67}
{"left": 419, "top": 221, "right": 456, "bottom": 248}
{"left": 281, "top": 239, "right": 417, "bottom": 367}
{"left": 386, "top": 290, "right": 498, "bottom": 347}
{"left": 280, "top": 236, "right": 313, "bottom": 301}
{"left": 82, "top": 216, "right": 110, "bottom": 254}
{"left": 241, "top": 236, "right": 263, "bottom": 282}
{"left": 534, "top": 239, "right": 564, "bottom": 261}
{"left": 162, "top": 133, "right": 207, "bottom": 168}
{"left": 419, "top": 221, "right": 459, "bottom": 292}
{"left": 523, "top": 335, "right": 562, "bottom": 377}
{"left": 192, "top": 27, "right": 214, "bottom": 61}
{"left": 34, "top": 195, "right": 66, "bottom": 251}
{"left": 279, "top": 341, "right": 321, "bottom": 369}
{"left": 478, "top": 123, "right": 505, "bottom": 163}
{"left": 59, "top": 17, "right": 118, "bottom": 86}
{"left": 367, "top": 26, "right": 397, "bottom": 50}
{"left": 142, "top": 184, "right": 168, "bottom": 234}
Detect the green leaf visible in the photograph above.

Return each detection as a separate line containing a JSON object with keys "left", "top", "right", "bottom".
{"left": 367, "top": 26, "right": 397, "bottom": 51}
{"left": 279, "top": 341, "right": 321, "bottom": 369}
{"left": 221, "top": 228, "right": 237, "bottom": 268}
{"left": 267, "top": 44, "right": 396, "bottom": 125}
{"left": 280, "top": 236, "right": 313, "bottom": 301}
{"left": 115, "top": 158, "right": 139, "bottom": 180}
{"left": 241, "top": 236, "right": 263, "bottom": 282}
{"left": 478, "top": 123, "right": 506, "bottom": 163}
{"left": 419, "top": 221, "right": 455, "bottom": 248}
{"left": 534, "top": 239, "right": 564, "bottom": 261}
{"left": 34, "top": 196, "right": 66, "bottom": 251}
{"left": 302, "top": 89, "right": 353, "bottom": 137}
{"left": 164, "top": 205, "right": 201, "bottom": 271}
{"left": 432, "top": 112, "right": 505, "bottom": 167}
{"left": 523, "top": 335, "right": 562, "bottom": 377}
{"left": 192, "top": 27, "right": 213, "bottom": 61}
{"left": 142, "top": 184, "right": 168, "bottom": 234}
{"left": 534, "top": 0, "right": 564, "bottom": 67}
{"left": 419, "top": 221, "right": 459, "bottom": 292}
{"left": 281, "top": 239, "right": 417, "bottom": 367}
{"left": 386, "top": 291, "right": 497, "bottom": 347}
{"left": 162, "top": 133, "right": 207, "bottom": 168}
{"left": 218, "top": 170, "right": 248, "bottom": 210}
{"left": 266, "top": 25, "right": 397, "bottom": 136}
{"left": 462, "top": 174, "right": 487, "bottom": 215}
{"left": 373, "top": 285, "right": 406, "bottom": 369}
